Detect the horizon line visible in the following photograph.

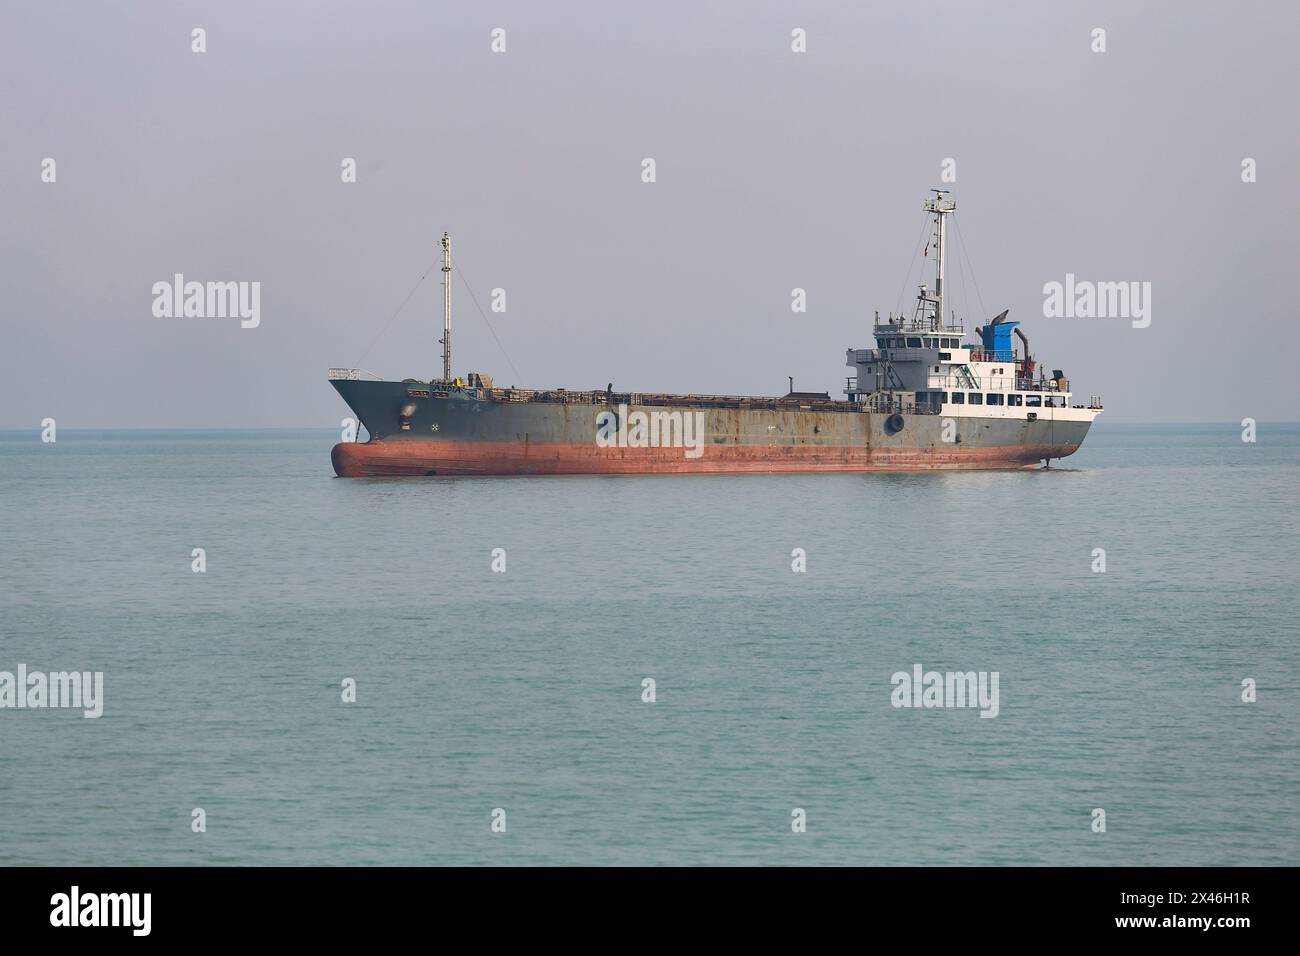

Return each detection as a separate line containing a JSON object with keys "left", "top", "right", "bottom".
{"left": 3, "top": 421, "right": 1298, "bottom": 431}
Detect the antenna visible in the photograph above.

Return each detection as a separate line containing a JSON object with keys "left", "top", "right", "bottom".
{"left": 440, "top": 232, "right": 452, "bottom": 383}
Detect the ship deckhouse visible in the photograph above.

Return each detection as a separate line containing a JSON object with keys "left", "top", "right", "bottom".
{"left": 846, "top": 190, "right": 1102, "bottom": 421}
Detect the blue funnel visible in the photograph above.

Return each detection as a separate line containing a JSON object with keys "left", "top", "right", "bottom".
{"left": 979, "top": 320, "right": 1018, "bottom": 362}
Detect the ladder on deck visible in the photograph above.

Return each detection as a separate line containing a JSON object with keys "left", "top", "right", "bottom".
{"left": 957, "top": 365, "right": 981, "bottom": 389}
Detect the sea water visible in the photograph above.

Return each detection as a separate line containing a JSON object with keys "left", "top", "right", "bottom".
{"left": 1, "top": 424, "right": 1296, "bottom": 865}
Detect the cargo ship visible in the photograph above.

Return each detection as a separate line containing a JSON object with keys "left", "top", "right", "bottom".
{"left": 329, "top": 190, "right": 1102, "bottom": 477}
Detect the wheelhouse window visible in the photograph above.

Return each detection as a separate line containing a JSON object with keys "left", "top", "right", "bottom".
{"left": 939, "top": 352, "right": 951, "bottom": 361}
{"left": 906, "top": 337, "right": 922, "bottom": 348}
{"left": 1025, "top": 395, "right": 1042, "bottom": 407}
{"left": 987, "top": 394, "right": 1003, "bottom": 405}
{"left": 968, "top": 393, "right": 983, "bottom": 405}
{"left": 951, "top": 392, "right": 965, "bottom": 404}
{"left": 1007, "top": 394, "right": 1023, "bottom": 407}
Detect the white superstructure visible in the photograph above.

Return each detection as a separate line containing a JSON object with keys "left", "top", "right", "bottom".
{"left": 846, "top": 190, "right": 1103, "bottom": 427}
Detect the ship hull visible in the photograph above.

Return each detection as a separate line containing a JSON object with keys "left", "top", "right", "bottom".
{"left": 331, "top": 434, "right": 1088, "bottom": 477}
{"left": 330, "top": 380, "right": 1095, "bottom": 477}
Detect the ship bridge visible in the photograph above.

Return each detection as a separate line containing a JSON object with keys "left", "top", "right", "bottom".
{"left": 845, "top": 311, "right": 1091, "bottom": 414}
{"left": 845, "top": 311, "right": 976, "bottom": 400}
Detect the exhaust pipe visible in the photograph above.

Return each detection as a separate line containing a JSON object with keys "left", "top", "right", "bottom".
{"left": 1013, "top": 326, "right": 1029, "bottom": 360}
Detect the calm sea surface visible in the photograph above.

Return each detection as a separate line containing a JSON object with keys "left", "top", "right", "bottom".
{"left": 1, "top": 424, "right": 1296, "bottom": 866}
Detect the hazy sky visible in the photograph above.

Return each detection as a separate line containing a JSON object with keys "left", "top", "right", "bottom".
{"left": 2, "top": 0, "right": 1296, "bottom": 426}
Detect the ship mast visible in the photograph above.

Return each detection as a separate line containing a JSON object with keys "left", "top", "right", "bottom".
{"left": 922, "top": 189, "right": 956, "bottom": 330}
{"left": 440, "top": 232, "right": 452, "bottom": 383}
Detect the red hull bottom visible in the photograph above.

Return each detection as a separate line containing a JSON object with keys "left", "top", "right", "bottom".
{"left": 331, "top": 440, "right": 1079, "bottom": 477}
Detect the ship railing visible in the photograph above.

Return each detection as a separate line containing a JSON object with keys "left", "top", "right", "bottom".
{"left": 858, "top": 395, "right": 941, "bottom": 416}
{"left": 328, "top": 368, "right": 386, "bottom": 381}
{"left": 873, "top": 321, "right": 965, "bottom": 334}
{"left": 491, "top": 387, "right": 608, "bottom": 404}
{"left": 854, "top": 348, "right": 1026, "bottom": 364}
{"left": 854, "top": 347, "right": 966, "bottom": 362}
{"left": 627, "top": 392, "right": 853, "bottom": 411}
{"left": 1014, "top": 382, "right": 1073, "bottom": 394}
{"left": 487, "top": 387, "right": 869, "bottom": 413}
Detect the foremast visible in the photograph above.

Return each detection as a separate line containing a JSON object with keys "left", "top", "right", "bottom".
{"left": 440, "top": 232, "right": 452, "bottom": 383}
